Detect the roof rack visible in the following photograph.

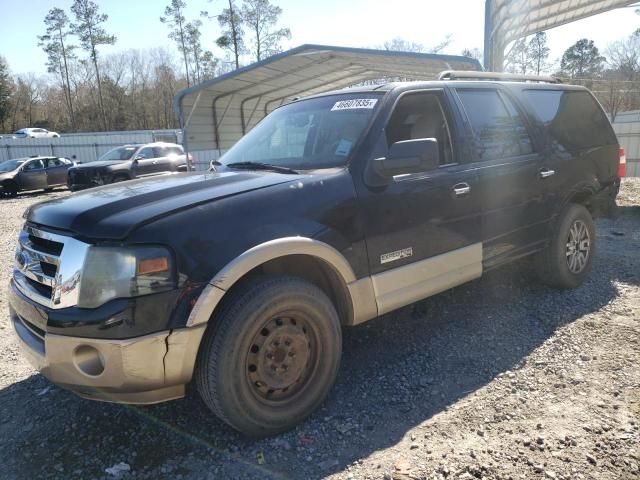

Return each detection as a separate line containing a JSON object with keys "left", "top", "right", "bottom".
{"left": 438, "top": 70, "right": 561, "bottom": 84}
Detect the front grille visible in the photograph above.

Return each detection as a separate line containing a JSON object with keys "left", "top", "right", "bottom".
{"left": 13, "top": 225, "right": 89, "bottom": 309}
{"left": 69, "top": 170, "right": 90, "bottom": 185}
{"left": 28, "top": 234, "right": 63, "bottom": 256}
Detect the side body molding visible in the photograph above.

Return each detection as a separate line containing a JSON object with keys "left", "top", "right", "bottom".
{"left": 186, "top": 237, "right": 379, "bottom": 327}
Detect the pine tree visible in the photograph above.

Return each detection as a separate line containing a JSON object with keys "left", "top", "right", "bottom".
{"left": 161, "top": 0, "right": 192, "bottom": 87}
{"left": 38, "top": 8, "right": 76, "bottom": 130}
{"left": 71, "top": 0, "right": 116, "bottom": 130}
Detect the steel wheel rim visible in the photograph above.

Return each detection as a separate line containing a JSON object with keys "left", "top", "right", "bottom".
{"left": 245, "top": 315, "right": 316, "bottom": 402}
{"left": 566, "top": 219, "right": 590, "bottom": 274}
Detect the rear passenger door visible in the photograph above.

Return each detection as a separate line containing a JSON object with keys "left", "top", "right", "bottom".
{"left": 44, "top": 157, "right": 68, "bottom": 186}
{"left": 453, "top": 86, "right": 548, "bottom": 269}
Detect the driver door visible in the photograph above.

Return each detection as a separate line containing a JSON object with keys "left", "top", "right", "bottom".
{"left": 17, "top": 159, "right": 47, "bottom": 190}
{"left": 357, "top": 90, "right": 483, "bottom": 314}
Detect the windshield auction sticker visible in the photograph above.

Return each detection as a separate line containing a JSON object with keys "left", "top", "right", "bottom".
{"left": 331, "top": 98, "right": 378, "bottom": 111}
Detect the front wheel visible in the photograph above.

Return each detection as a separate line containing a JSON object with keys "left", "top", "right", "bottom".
{"left": 2, "top": 182, "right": 18, "bottom": 197}
{"left": 535, "top": 203, "right": 595, "bottom": 289}
{"left": 196, "top": 276, "right": 342, "bottom": 437}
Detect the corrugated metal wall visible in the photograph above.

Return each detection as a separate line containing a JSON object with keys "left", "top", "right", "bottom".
{"left": 612, "top": 111, "right": 640, "bottom": 177}
{"left": 0, "top": 129, "right": 182, "bottom": 163}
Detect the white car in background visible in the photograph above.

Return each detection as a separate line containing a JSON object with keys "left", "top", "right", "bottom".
{"left": 14, "top": 128, "right": 60, "bottom": 138}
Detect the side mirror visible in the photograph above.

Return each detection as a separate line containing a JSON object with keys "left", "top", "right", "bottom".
{"left": 373, "top": 138, "right": 440, "bottom": 177}
{"left": 134, "top": 155, "right": 144, "bottom": 161}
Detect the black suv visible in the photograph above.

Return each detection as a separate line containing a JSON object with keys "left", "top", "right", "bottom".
{"left": 67, "top": 142, "right": 191, "bottom": 190}
{"left": 8, "top": 73, "right": 623, "bottom": 437}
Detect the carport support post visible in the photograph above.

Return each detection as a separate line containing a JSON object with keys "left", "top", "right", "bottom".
{"left": 484, "top": 0, "right": 493, "bottom": 71}
{"left": 181, "top": 91, "right": 202, "bottom": 172}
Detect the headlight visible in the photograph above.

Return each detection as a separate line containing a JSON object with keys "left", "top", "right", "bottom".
{"left": 78, "top": 246, "right": 175, "bottom": 308}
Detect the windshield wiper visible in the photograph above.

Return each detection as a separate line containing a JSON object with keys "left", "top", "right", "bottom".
{"left": 225, "top": 161, "right": 299, "bottom": 174}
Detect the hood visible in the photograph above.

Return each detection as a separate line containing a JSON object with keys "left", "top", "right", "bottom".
{"left": 26, "top": 171, "right": 299, "bottom": 239}
{"left": 72, "top": 160, "right": 128, "bottom": 169}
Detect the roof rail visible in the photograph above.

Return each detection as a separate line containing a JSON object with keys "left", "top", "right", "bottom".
{"left": 438, "top": 70, "right": 561, "bottom": 84}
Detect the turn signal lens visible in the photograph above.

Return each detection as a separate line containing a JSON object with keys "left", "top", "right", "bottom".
{"left": 137, "top": 257, "right": 169, "bottom": 275}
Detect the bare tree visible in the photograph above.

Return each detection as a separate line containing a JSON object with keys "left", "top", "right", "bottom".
{"left": 461, "top": 47, "right": 483, "bottom": 62}
{"left": 528, "top": 32, "right": 550, "bottom": 75}
{"left": 382, "top": 35, "right": 452, "bottom": 54}
{"left": 605, "top": 31, "right": 640, "bottom": 81}
{"left": 71, "top": 0, "right": 116, "bottom": 130}
{"left": 38, "top": 8, "right": 76, "bottom": 130}
{"left": 505, "top": 38, "right": 533, "bottom": 74}
{"left": 0, "top": 57, "right": 11, "bottom": 132}
{"left": 161, "top": 0, "right": 192, "bottom": 87}
{"left": 242, "top": 0, "right": 291, "bottom": 61}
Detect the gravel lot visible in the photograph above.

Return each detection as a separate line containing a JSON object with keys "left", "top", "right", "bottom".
{"left": 0, "top": 180, "right": 638, "bottom": 480}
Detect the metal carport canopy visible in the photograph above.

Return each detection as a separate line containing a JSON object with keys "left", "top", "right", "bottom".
{"left": 484, "top": 0, "right": 637, "bottom": 70}
{"left": 174, "top": 44, "right": 482, "bottom": 152}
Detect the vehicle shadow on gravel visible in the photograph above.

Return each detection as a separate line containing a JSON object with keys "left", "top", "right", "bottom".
{"left": 0, "top": 242, "right": 633, "bottom": 479}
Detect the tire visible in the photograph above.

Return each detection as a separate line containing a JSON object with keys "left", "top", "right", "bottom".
{"left": 196, "top": 276, "right": 342, "bottom": 437}
{"left": 535, "top": 203, "right": 595, "bottom": 289}
{"left": 2, "top": 181, "right": 18, "bottom": 197}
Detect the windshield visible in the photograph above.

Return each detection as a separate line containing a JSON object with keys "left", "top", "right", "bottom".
{"left": 99, "top": 146, "right": 138, "bottom": 161}
{"left": 0, "top": 158, "right": 26, "bottom": 172}
{"left": 220, "top": 93, "right": 383, "bottom": 169}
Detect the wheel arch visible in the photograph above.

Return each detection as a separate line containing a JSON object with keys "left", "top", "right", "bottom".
{"left": 186, "top": 237, "right": 377, "bottom": 328}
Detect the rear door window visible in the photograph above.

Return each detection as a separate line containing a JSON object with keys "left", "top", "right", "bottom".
{"left": 523, "top": 89, "right": 617, "bottom": 151}
{"left": 137, "top": 147, "right": 156, "bottom": 159}
{"left": 47, "top": 158, "right": 65, "bottom": 167}
{"left": 456, "top": 89, "right": 534, "bottom": 161}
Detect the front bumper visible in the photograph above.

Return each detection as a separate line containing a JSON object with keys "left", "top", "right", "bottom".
{"left": 10, "top": 302, "right": 205, "bottom": 404}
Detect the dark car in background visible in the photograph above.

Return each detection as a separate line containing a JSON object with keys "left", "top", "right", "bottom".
{"left": 0, "top": 156, "right": 74, "bottom": 197}
{"left": 67, "top": 142, "right": 192, "bottom": 191}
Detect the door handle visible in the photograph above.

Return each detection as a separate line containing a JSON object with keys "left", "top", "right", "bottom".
{"left": 539, "top": 168, "right": 555, "bottom": 179}
{"left": 453, "top": 183, "right": 471, "bottom": 197}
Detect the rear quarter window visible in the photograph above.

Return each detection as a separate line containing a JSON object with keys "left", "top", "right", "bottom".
{"left": 523, "top": 89, "right": 617, "bottom": 151}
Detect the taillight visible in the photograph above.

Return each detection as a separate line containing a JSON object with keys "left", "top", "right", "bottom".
{"left": 618, "top": 147, "right": 626, "bottom": 178}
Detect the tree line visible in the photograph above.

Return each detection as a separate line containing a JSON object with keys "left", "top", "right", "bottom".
{"left": 0, "top": 0, "right": 290, "bottom": 134}
{"left": 0, "top": 4, "right": 639, "bottom": 134}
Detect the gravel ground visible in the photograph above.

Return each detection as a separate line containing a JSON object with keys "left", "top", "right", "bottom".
{"left": 0, "top": 180, "right": 638, "bottom": 480}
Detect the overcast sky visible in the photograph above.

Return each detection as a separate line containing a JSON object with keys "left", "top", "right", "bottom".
{"left": 1, "top": 0, "right": 638, "bottom": 75}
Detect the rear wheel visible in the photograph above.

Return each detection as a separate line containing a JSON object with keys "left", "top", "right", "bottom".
{"left": 535, "top": 203, "right": 595, "bottom": 289}
{"left": 196, "top": 276, "right": 342, "bottom": 437}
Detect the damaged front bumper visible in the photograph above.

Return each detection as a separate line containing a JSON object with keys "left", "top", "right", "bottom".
{"left": 10, "top": 306, "right": 205, "bottom": 404}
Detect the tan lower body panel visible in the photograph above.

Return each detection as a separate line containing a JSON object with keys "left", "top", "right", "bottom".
{"left": 14, "top": 321, "right": 206, "bottom": 405}
{"left": 371, "top": 243, "right": 482, "bottom": 316}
